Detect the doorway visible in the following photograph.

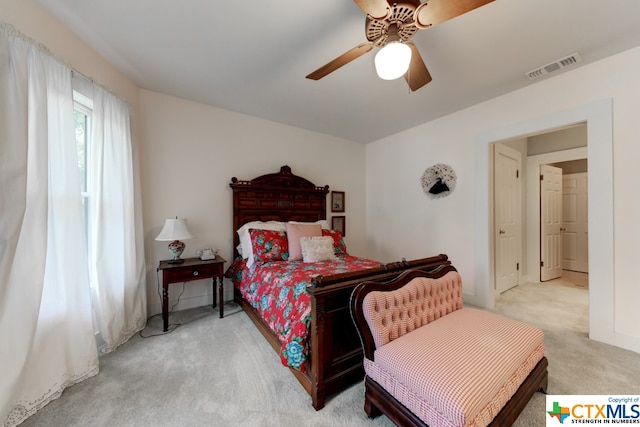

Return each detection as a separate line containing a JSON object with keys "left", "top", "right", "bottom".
{"left": 526, "top": 147, "right": 588, "bottom": 284}
{"left": 476, "top": 100, "right": 616, "bottom": 352}
{"left": 493, "top": 125, "right": 589, "bottom": 289}
{"left": 493, "top": 125, "right": 590, "bottom": 332}
{"left": 561, "top": 171, "right": 588, "bottom": 273}
{"left": 540, "top": 160, "right": 589, "bottom": 283}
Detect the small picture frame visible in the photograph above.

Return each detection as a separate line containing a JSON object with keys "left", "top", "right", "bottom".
{"left": 331, "top": 216, "right": 346, "bottom": 237}
{"left": 331, "top": 191, "right": 345, "bottom": 212}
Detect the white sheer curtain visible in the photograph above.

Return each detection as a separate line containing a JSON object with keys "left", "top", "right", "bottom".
{"left": 0, "top": 23, "right": 146, "bottom": 426}
{"left": 88, "top": 86, "right": 146, "bottom": 353}
{"left": 0, "top": 25, "right": 98, "bottom": 426}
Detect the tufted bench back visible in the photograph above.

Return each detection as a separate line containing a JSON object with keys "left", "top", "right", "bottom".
{"left": 361, "top": 270, "right": 463, "bottom": 349}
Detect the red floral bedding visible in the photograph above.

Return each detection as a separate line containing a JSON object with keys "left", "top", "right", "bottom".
{"left": 226, "top": 255, "right": 382, "bottom": 372}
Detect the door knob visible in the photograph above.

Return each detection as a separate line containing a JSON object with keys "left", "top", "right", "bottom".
{"left": 499, "top": 229, "right": 506, "bottom": 235}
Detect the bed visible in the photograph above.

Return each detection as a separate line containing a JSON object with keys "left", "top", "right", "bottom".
{"left": 226, "top": 165, "right": 452, "bottom": 410}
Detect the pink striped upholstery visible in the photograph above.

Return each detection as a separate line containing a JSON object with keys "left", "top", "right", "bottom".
{"left": 364, "top": 307, "right": 544, "bottom": 427}
{"left": 362, "top": 271, "right": 463, "bottom": 349}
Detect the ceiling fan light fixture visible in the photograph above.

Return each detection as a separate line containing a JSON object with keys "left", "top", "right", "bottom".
{"left": 374, "top": 41, "right": 412, "bottom": 80}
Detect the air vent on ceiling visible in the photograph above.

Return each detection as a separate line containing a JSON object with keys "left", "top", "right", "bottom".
{"left": 525, "top": 52, "right": 582, "bottom": 80}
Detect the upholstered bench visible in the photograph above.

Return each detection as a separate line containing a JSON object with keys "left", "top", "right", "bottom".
{"left": 350, "top": 265, "right": 548, "bottom": 427}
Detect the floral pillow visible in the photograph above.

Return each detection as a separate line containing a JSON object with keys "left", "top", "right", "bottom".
{"left": 322, "top": 229, "right": 347, "bottom": 255}
{"left": 249, "top": 229, "right": 289, "bottom": 264}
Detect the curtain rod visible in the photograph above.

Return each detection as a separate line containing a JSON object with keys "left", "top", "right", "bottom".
{"left": 2, "top": 20, "right": 130, "bottom": 109}
{"left": 72, "top": 69, "right": 94, "bottom": 84}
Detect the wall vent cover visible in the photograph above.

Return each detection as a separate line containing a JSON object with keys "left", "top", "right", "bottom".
{"left": 525, "top": 52, "right": 582, "bottom": 80}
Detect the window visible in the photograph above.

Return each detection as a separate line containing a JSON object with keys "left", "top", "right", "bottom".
{"left": 73, "top": 90, "right": 92, "bottom": 238}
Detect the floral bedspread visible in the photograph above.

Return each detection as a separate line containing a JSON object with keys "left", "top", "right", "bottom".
{"left": 226, "top": 255, "right": 382, "bottom": 372}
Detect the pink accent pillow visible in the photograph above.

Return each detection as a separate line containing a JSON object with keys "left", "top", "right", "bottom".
{"left": 286, "top": 222, "right": 322, "bottom": 261}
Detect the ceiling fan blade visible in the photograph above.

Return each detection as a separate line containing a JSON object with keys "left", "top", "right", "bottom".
{"left": 404, "top": 42, "right": 432, "bottom": 91}
{"left": 306, "top": 42, "right": 374, "bottom": 80}
{"left": 352, "top": 0, "right": 390, "bottom": 19}
{"left": 415, "top": 0, "right": 494, "bottom": 29}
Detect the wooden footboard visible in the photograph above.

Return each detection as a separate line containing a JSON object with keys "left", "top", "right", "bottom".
{"left": 234, "top": 254, "right": 452, "bottom": 410}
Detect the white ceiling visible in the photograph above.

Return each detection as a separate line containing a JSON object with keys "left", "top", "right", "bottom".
{"left": 37, "top": 0, "right": 640, "bottom": 143}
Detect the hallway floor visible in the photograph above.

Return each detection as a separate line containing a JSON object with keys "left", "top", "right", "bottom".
{"left": 545, "top": 270, "right": 588, "bottom": 290}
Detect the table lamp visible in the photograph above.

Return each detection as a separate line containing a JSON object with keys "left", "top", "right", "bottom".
{"left": 156, "top": 218, "right": 194, "bottom": 264}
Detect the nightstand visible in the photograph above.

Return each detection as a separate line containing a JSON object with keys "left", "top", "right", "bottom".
{"left": 157, "top": 255, "right": 226, "bottom": 332}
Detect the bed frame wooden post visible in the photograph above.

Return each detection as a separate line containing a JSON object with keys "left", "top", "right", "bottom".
{"left": 309, "top": 297, "right": 325, "bottom": 410}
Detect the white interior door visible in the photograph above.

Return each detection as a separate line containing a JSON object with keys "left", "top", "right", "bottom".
{"left": 494, "top": 144, "right": 522, "bottom": 293}
{"left": 540, "top": 164, "right": 563, "bottom": 281}
{"left": 562, "top": 172, "right": 589, "bottom": 272}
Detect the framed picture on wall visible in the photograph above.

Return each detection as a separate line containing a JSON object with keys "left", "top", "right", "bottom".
{"left": 331, "top": 216, "right": 345, "bottom": 237}
{"left": 331, "top": 191, "right": 345, "bottom": 212}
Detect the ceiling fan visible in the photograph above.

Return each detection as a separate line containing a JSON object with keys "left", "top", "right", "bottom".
{"left": 306, "top": 0, "right": 494, "bottom": 91}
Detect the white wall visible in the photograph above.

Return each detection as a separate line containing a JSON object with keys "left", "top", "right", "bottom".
{"left": 139, "top": 90, "right": 367, "bottom": 314}
{"left": 528, "top": 124, "right": 587, "bottom": 155}
{"left": 367, "top": 46, "right": 640, "bottom": 354}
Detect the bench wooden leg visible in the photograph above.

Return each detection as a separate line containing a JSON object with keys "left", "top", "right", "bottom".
{"left": 363, "top": 376, "right": 382, "bottom": 418}
{"left": 364, "top": 397, "right": 382, "bottom": 418}
{"left": 537, "top": 372, "right": 549, "bottom": 394}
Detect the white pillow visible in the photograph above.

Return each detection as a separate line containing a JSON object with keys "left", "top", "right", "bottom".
{"left": 300, "top": 236, "right": 336, "bottom": 263}
{"left": 236, "top": 221, "right": 286, "bottom": 267}
{"left": 288, "top": 220, "right": 331, "bottom": 230}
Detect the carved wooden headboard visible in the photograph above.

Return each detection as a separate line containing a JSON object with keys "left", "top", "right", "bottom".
{"left": 229, "top": 165, "right": 329, "bottom": 258}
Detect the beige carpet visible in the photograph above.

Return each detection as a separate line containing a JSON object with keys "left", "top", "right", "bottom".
{"left": 18, "top": 277, "right": 639, "bottom": 427}
{"left": 546, "top": 270, "right": 588, "bottom": 290}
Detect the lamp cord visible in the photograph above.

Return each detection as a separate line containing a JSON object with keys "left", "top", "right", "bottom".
{"left": 138, "top": 270, "right": 186, "bottom": 338}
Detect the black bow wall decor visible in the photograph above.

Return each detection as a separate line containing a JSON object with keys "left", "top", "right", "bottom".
{"left": 421, "top": 164, "right": 456, "bottom": 199}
